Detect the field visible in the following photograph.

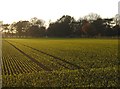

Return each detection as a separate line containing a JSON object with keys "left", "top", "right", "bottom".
{"left": 1, "top": 38, "right": 119, "bottom": 87}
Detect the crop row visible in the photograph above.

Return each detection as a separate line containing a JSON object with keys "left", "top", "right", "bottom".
{"left": 2, "top": 41, "right": 43, "bottom": 75}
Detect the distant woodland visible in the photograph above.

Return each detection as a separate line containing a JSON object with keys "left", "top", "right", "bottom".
{"left": 1, "top": 13, "right": 120, "bottom": 38}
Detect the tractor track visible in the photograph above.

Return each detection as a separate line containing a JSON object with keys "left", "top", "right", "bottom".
{"left": 6, "top": 40, "right": 82, "bottom": 70}
{"left": 5, "top": 40, "right": 52, "bottom": 71}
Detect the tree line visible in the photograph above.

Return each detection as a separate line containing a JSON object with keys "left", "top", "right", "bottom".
{"left": 1, "top": 13, "right": 120, "bottom": 38}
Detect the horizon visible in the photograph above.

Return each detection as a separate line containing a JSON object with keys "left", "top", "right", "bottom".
{"left": 0, "top": 0, "right": 119, "bottom": 25}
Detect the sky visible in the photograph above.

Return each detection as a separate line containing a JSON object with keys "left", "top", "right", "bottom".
{"left": 0, "top": 0, "right": 119, "bottom": 24}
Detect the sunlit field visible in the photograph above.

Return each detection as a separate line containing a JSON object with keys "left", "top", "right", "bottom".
{"left": 2, "top": 38, "right": 119, "bottom": 87}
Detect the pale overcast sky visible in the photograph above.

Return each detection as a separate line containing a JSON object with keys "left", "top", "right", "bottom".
{"left": 0, "top": 0, "right": 119, "bottom": 24}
